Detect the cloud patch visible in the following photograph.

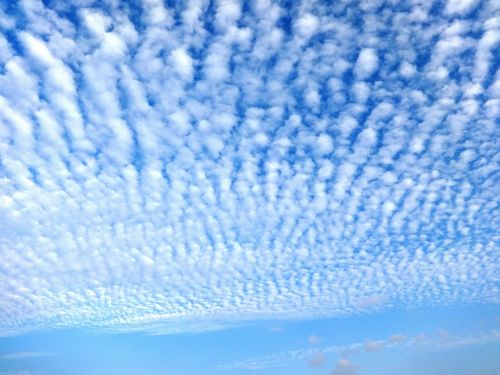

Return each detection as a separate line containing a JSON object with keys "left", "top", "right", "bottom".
{"left": 309, "top": 351, "right": 326, "bottom": 368}
{"left": 0, "top": 352, "right": 55, "bottom": 360}
{"left": 364, "top": 340, "right": 385, "bottom": 352}
{"left": 331, "top": 358, "right": 358, "bottom": 375}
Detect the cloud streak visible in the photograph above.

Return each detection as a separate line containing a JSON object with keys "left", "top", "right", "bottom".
{"left": 0, "top": 352, "right": 55, "bottom": 360}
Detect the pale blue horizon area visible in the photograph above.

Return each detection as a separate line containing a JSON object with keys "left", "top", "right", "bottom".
{"left": 0, "top": 0, "right": 499, "bottom": 373}
{"left": 1, "top": 304, "right": 499, "bottom": 374}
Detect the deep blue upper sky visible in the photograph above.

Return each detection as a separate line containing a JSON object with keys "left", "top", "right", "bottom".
{"left": 0, "top": 0, "right": 499, "bottom": 374}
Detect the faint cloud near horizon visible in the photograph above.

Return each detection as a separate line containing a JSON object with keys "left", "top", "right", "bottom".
{"left": 331, "top": 358, "right": 358, "bottom": 375}
{"left": 268, "top": 326, "right": 285, "bottom": 333}
{"left": 309, "top": 351, "right": 326, "bottom": 368}
{"left": 219, "top": 327, "right": 500, "bottom": 371}
{"left": 308, "top": 334, "right": 320, "bottom": 345}
{"left": 364, "top": 340, "right": 385, "bottom": 352}
{"left": 0, "top": 351, "right": 55, "bottom": 360}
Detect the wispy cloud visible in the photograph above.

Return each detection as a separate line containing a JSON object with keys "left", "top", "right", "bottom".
{"left": 364, "top": 340, "right": 384, "bottom": 352}
{"left": 0, "top": 352, "right": 55, "bottom": 360}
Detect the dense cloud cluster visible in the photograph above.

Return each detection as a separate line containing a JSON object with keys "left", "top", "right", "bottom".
{"left": 0, "top": 0, "right": 499, "bottom": 335}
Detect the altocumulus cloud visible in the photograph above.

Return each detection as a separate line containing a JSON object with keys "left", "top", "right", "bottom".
{"left": 0, "top": 0, "right": 499, "bottom": 335}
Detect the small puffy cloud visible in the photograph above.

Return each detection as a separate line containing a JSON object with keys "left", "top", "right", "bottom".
{"left": 81, "top": 9, "right": 111, "bottom": 37}
{"left": 354, "top": 48, "right": 379, "bottom": 78}
{"left": 305, "top": 88, "right": 321, "bottom": 108}
{"left": 389, "top": 334, "right": 407, "bottom": 344}
{"left": 308, "top": 334, "right": 320, "bottom": 345}
{"left": 205, "top": 135, "right": 225, "bottom": 156}
{"left": 101, "top": 32, "right": 127, "bottom": 58}
{"left": 316, "top": 134, "right": 334, "bottom": 155}
{"left": 204, "top": 47, "right": 229, "bottom": 82}
{"left": 215, "top": 0, "right": 241, "bottom": 30}
{"left": 295, "top": 13, "right": 319, "bottom": 38}
{"left": 331, "top": 358, "right": 358, "bottom": 375}
{"left": 352, "top": 82, "right": 370, "bottom": 102}
{"left": 399, "top": 61, "right": 416, "bottom": 78}
{"left": 309, "top": 351, "right": 326, "bottom": 367}
{"left": 170, "top": 48, "right": 194, "bottom": 80}
{"left": 364, "top": 340, "right": 385, "bottom": 352}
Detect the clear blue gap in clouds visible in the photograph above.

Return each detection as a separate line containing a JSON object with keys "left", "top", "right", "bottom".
{"left": 0, "top": 0, "right": 499, "bottom": 373}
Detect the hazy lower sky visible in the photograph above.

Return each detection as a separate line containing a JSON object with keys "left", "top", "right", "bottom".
{"left": 0, "top": 0, "right": 499, "bottom": 374}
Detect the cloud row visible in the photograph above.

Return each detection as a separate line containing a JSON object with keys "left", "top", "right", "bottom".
{"left": 220, "top": 328, "right": 500, "bottom": 371}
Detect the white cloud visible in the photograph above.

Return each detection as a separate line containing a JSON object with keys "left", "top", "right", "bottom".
{"left": 295, "top": 13, "right": 319, "bottom": 38}
{"left": 316, "top": 134, "right": 334, "bottom": 155}
{"left": 354, "top": 48, "right": 378, "bottom": 78}
{"left": 215, "top": 0, "right": 241, "bottom": 31}
{"left": 399, "top": 61, "right": 416, "bottom": 78}
{"left": 170, "top": 48, "right": 194, "bottom": 80}
{"left": 19, "top": 32, "right": 57, "bottom": 67}
{"left": 352, "top": 81, "right": 370, "bottom": 102}
{"left": 81, "top": 9, "right": 111, "bottom": 37}
{"left": 445, "top": 0, "right": 479, "bottom": 15}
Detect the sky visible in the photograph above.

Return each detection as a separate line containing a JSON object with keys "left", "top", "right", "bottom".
{"left": 0, "top": 0, "right": 499, "bottom": 374}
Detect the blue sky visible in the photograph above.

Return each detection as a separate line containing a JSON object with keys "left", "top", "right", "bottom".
{"left": 0, "top": 0, "right": 499, "bottom": 374}
{"left": 0, "top": 305, "right": 499, "bottom": 374}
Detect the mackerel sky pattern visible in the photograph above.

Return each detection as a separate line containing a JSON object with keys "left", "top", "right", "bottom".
{"left": 0, "top": 0, "right": 499, "bottom": 335}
